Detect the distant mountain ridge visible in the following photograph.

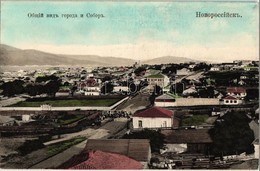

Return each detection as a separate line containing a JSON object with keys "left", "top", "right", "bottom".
{"left": 1, "top": 44, "right": 199, "bottom": 66}
{"left": 142, "top": 56, "right": 199, "bottom": 65}
{"left": 0, "top": 44, "right": 135, "bottom": 67}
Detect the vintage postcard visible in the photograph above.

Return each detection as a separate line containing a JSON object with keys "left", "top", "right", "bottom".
{"left": 0, "top": 0, "right": 259, "bottom": 170}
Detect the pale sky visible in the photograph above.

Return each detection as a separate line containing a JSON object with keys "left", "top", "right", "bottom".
{"left": 1, "top": 1, "right": 259, "bottom": 62}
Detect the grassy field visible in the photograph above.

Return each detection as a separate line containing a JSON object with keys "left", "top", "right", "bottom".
{"left": 47, "top": 137, "right": 86, "bottom": 156}
{"left": 181, "top": 115, "right": 209, "bottom": 126}
{"left": 9, "top": 99, "right": 119, "bottom": 107}
{"left": 58, "top": 114, "right": 85, "bottom": 125}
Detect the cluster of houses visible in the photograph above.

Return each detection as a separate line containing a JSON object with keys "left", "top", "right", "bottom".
{"left": 0, "top": 60, "right": 258, "bottom": 100}
{"left": 210, "top": 60, "right": 258, "bottom": 72}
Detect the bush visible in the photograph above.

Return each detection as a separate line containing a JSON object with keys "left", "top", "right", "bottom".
{"left": 17, "top": 139, "right": 45, "bottom": 156}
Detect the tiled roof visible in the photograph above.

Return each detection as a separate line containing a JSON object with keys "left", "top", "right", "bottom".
{"left": 162, "top": 129, "right": 213, "bottom": 143}
{"left": 84, "top": 139, "right": 150, "bottom": 162}
{"left": 155, "top": 94, "right": 175, "bottom": 100}
{"left": 227, "top": 87, "right": 246, "bottom": 93}
{"left": 146, "top": 74, "right": 164, "bottom": 78}
{"left": 133, "top": 107, "right": 173, "bottom": 118}
{"left": 223, "top": 95, "right": 238, "bottom": 100}
{"left": 86, "top": 78, "right": 97, "bottom": 87}
{"left": 61, "top": 150, "right": 143, "bottom": 169}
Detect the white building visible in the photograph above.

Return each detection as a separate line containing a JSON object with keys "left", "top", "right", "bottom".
{"left": 223, "top": 96, "right": 243, "bottom": 105}
{"left": 146, "top": 74, "right": 169, "bottom": 93}
{"left": 84, "top": 86, "right": 100, "bottom": 96}
{"left": 132, "top": 107, "right": 174, "bottom": 129}
{"left": 113, "top": 86, "right": 129, "bottom": 93}
{"left": 210, "top": 66, "right": 221, "bottom": 71}
{"left": 176, "top": 68, "right": 191, "bottom": 77}
{"left": 154, "top": 94, "right": 176, "bottom": 107}
{"left": 22, "top": 114, "right": 32, "bottom": 122}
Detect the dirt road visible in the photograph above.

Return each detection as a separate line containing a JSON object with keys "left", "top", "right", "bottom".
{"left": 29, "top": 118, "right": 128, "bottom": 169}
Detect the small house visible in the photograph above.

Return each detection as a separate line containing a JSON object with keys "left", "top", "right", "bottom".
{"left": 223, "top": 95, "right": 243, "bottom": 105}
{"left": 132, "top": 107, "right": 177, "bottom": 129}
{"left": 182, "top": 87, "right": 197, "bottom": 96}
{"left": 154, "top": 94, "right": 176, "bottom": 107}
{"left": 162, "top": 129, "right": 213, "bottom": 154}
{"left": 226, "top": 87, "right": 247, "bottom": 98}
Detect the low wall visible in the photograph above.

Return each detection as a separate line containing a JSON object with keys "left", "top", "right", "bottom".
{"left": 176, "top": 98, "right": 220, "bottom": 106}
{"left": 155, "top": 98, "right": 220, "bottom": 107}
{"left": 0, "top": 97, "right": 129, "bottom": 114}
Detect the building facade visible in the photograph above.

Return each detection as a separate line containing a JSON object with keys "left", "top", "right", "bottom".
{"left": 132, "top": 107, "right": 174, "bottom": 129}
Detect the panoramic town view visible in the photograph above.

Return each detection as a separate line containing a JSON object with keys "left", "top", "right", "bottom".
{"left": 0, "top": 1, "right": 259, "bottom": 170}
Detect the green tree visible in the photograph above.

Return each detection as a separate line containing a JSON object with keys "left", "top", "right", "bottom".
{"left": 2, "top": 80, "right": 25, "bottom": 97}
{"left": 209, "top": 110, "right": 255, "bottom": 156}
{"left": 35, "top": 75, "right": 59, "bottom": 83}
{"left": 44, "top": 80, "right": 61, "bottom": 97}
{"left": 134, "top": 66, "right": 146, "bottom": 76}
{"left": 25, "top": 84, "right": 38, "bottom": 96}
{"left": 101, "top": 82, "right": 114, "bottom": 94}
{"left": 152, "top": 85, "right": 162, "bottom": 95}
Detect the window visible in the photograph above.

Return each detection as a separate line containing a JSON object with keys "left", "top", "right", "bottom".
{"left": 234, "top": 100, "right": 237, "bottom": 103}
{"left": 225, "top": 100, "right": 229, "bottom": 103}
{"left": 163, "top": 121, "right": 167, "bottom": 127}
{"left": 230, "top": 100, "right": 233, "bottom": 103}
{"left": 138, "top": 120, "right": 143, "bottom": 128}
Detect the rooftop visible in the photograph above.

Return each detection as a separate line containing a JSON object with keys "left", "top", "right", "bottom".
{"left": 146, "top": 74, "right": 164, "bottom": 78}
{"left": 133, "top": 107, "right": 174, "bottom": 118}
{"left": 223, "top": 95, "right": 239, "bottom": 100}
{"left": 84, "top": 139, "right": 150, "bottom": 162}
{"left": 60, "top": 150, "right": 143, "bottom": 169}
{"left": 162, "top": 129, "right": 213, "bottom": 144}
{"left": 155, "top": 94, "right": 175, "bottom": 100}
{"left": 227, "top": 87, "right": 246, "bottom": 93}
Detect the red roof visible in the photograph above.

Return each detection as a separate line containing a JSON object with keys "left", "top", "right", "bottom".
{"left": 223, "top": 95, "right": 238, "bottom": 100}
{"left": 133, "top": 107, "right": 173, "bottom": 118}
{"left": 68, "top": 150, "right": 143, "bottom": 170}
{"left": 227, "top": 87, "right": 246, "bottom": 93}
{"left": 86, "top": 78, "right": 97, "bottom": 87}
{"left": 80, "top": 83, "right": 87, "bottom": 88}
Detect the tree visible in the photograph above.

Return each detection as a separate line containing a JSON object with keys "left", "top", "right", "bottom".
{"left": 134, "top": 66, "right": 146, "bottom": 76}
{"left": 35, "top": 75, "right": 59, "bottom": 83}
{"left": 25, "top": 84, "right": 38, "bottom": 96}
{"left": 101, "top": 82, "right": 114, "bottom": 94}
{"left": 71, "top": 86, "right": 78, "bottom": 96}
{"left": 101, "top": 76, "right": 112, "bottom": 82}
{"left": 149, "top": 92, "right": 156, "bottom": 105}
{"left": 162, "top": 65, "right": 177, "bottom": 75}
{"left": 44, "top": 80, "right": 61, "bottom": 97}
{"left": 2, "top": 80, "right": 25, "bottom": 97}
{"left": 193, "top": 63, "right": 211, "bottom": 71}
{"left": 170, "top": 83, "right": 184, "bottom": 95}
{"left": 209, "top": 110, "right": 255, "bottom": 156}
{"left": 153, "top": 85, "right": 162, "bottom": 95}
